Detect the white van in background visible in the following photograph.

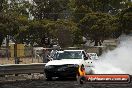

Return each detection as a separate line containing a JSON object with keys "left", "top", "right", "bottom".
{"left": 87, "top": 53, "right": 99, "bottom": 60}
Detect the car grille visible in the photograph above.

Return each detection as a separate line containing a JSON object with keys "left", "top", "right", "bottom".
{"left": 47, "top": 64, "right": 78, "bottom": 72}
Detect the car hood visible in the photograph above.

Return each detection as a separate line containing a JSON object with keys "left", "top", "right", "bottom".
{"left": 45, "top": 59, "right": 83, "bottom": 66}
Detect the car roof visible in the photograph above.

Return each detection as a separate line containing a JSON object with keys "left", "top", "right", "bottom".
{"left": 57, "top": 51, "right": 64, "bottom": 53}
{"left": 64, "top": 50, "right": 84, "bottom": 52}
{"left": 87, "top": 53, "right": 97, "bottom": 54}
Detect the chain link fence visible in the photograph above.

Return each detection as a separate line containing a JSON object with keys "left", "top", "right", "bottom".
{"left": 0, "top": 47, "right": 53, "bottom": 64}
{"left": 0, "top": 45, "right": 117, "bottom": 64}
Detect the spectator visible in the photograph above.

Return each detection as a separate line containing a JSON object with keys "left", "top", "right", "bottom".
{"left": 42, "top": 48, "right": 50, "bottom": 63}
{"left": 50, "top": 45, "right": 58, "bottom": 58}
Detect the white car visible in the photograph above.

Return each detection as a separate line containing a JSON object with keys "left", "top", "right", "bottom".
{"left": 44, "top": 50, "right": 94, "bottom": 80}
{"left": 87, "top": 53, "right": 99, "bottom": 60}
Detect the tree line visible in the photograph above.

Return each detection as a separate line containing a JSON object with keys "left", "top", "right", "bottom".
{"left": 0, "top": 0, "right": 132, "bottom": 47}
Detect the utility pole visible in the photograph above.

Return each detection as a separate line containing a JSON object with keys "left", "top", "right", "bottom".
{"left": 10, "top": 35, "right": 19, "bottom": 64}
{"left": 6, "top": 35, "right": 9, "bottom": 60}
{"left": 14, "top": 42, "right": 19, "bottom": 64}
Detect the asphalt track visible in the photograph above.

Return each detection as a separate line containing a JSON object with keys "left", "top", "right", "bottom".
{"left": 0, "top": 78, "right": 132, "bottom": 88}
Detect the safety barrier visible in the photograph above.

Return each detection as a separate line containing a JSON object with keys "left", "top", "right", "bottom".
{"left": 0, "top": 63, "right": 46, "bottom": 75}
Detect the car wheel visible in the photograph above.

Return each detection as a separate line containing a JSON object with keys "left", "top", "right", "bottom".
{"left": 77, "top": 76, "right": 86, "bottom": 84}
{"left": 58, "top": 76, "right": 66, "bottom": 80}
{"left": 89, "top": 70, "right": 95, "bottom": 74}
{"left": 76, "top": 73, "right": 79, "bottom": 80}
{"left": 76, "top": 73, "right": 86, "bottom": 84}
{"left": 46, "top": 75, "right": 52, "bottom": 81}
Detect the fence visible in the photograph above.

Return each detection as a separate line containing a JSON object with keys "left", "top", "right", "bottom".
{"left": 0, "top": 45, "right": 117, "bottom": 65}
{"left": 0, "top": 47, "right": 53, "bottom": 64}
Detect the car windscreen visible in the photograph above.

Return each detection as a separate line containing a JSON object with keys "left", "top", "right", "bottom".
{"left": 54, "top": 51, "right": 82, "bottom": 60}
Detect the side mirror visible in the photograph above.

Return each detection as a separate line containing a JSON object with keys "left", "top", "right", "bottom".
{"left": 47, "top": 55, "right": 53, "bottom": 61}
{"left": 84, "top": 57, "right": 88, "bottom": 60}
{"left": 49, "top": 58, "right": 53, "bottom": 61}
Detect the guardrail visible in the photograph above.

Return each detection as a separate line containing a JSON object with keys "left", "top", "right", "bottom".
{"left": 0, "top": 63, "right": 46, "bottom": 76}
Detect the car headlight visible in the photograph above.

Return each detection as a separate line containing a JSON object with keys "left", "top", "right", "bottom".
{"left": 45, "top": 65, "right": 54, "bottom": 69}
{"left": 57, "top": 64, "right": 79, "bottom": 71}
{"left": 67, "top": 64, "right": 79, "bottom": 68}
{"left": 57, "top": 66, "right": 67, "bottom": 71}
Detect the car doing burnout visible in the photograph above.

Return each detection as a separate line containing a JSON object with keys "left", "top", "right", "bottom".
{"left": 44, "top": 50, "right": 94, "bottom": 80}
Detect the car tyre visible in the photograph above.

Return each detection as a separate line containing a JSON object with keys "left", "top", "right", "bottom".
{"left": 89, "top": 70, "right": 95, "bottom": 74}
{"left": 46, "top": 75, "right": 52, "bottom": 81}
{"left": 77, "top": 76, "right": 86, "bottom": 84}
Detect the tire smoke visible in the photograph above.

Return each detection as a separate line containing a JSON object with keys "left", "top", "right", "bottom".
{"left": 94, "top": 35, "right": 132, "bottom": 74}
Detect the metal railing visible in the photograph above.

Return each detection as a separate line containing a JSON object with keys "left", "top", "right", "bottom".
{"left": 0, "top": 63, "right": 46, "bottom": 76}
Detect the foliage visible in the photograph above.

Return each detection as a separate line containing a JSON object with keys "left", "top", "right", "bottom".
{"left": 25, "top": 20, "right": 47, "bottom": 46}
{"left": 31, "top": 0, "right": 70, "bottom": 20}
{"left": 79, "top": 12, "right": 118, "bottom": 46}
{"left": 0, "top": 0, "right": 30, "bottom": 45}
{"left": 0, "top": 0, "right": 132, "bottom": 47}
{"left": 45, "top": 20, "right": 82, "bottom": 47}
{"left": 119, "top": 7, "right": 132, "bottom": 34}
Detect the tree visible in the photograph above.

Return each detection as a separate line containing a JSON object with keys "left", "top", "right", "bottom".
{"left": 70, "top": 0, "right": 132, "bottom": 23}
{"left": 0, "top": 0, "right": 4, "bottom": 12}
{"left": 79, "top": 12, "right": 119, "bottom": 46}
{"left": 0, "top": 0, "right": 6, "bottom": 45}
{"left": 0, "top": 0, "right": 30, "bottom": 45}
{"left": 31, "top": 0, "right": 70, "bottom": 20}
{"left": 0, "top": 0, "right": 131, "bottom": 47}
{"left": 0, "top": 23, "right": 5, "bottom": 45}
{"left": 25, "top": 20, "right": 47, "bottom": 46}
{"left": 119, "top": 7, "right": 132, "bottom": 34}
{"left": 45, "top": 20, "right": 82, "bottom": 47}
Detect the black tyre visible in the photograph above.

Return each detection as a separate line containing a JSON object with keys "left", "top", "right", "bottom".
{"left": 58, "top": 76, "right": 66, "bottom": 80}
{"left": 77, "top": 76, "right": 86, "bottom": 84}
{"left": 89, "top": 70, "right": 95, "bottom": 74}
{"left": 46, "top": 75, "right": 52, "bottom": 81}
{"left": 76, "top": 73, "right": 79, "bottom": 80}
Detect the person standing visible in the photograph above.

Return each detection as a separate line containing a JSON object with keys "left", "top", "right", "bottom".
{"left": 50, "top": 45, "right": 60, "bottom": 58}
{"left": 42, "top": 48, "right": 50, "bottom": 63}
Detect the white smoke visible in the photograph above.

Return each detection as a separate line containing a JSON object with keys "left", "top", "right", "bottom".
{"left": 94, "top": 35, "right": 132, "bottom": 74}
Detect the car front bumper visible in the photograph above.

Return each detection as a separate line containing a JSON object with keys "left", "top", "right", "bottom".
{"left": 44, "top": 65, "right": 79, "bottom": 77}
